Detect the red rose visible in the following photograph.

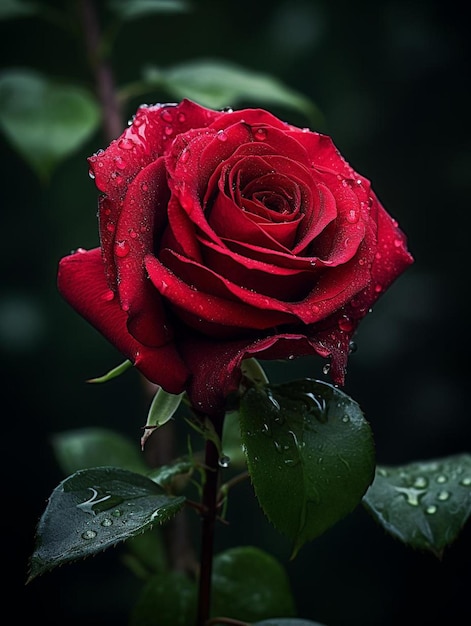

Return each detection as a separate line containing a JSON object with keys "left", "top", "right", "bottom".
{"left": 58, "top": 99, "right": 413, "bottom": 415}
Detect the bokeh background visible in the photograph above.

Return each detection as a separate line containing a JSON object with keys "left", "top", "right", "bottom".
{"left": 1, "top": 0, "right": 469, "bottom": 624}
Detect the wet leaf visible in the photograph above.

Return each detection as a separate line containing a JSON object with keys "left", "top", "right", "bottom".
{"left": 239, "top": 379, "right": 375, "bottom": 556}
{"left": 51, "top": 427, "right": 148, "bottom": 476}
{"left": 27, "top": 467, "right": 185, "bottom": 582}
{"left": 363, "top": 453, "right": 471, "bottom": 557}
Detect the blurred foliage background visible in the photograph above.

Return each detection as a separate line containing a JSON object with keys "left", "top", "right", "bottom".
{"left": 1, "top": 0, "right": 469, "bottom": 624}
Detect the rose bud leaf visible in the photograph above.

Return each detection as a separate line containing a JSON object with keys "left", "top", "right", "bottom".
{"left": 0, "top": 69, "right": 100, "bottom": 182}
{"left": 86, "top": 359, "right": 132, "bottom": 383}
{"left": 239, "top": 379, "right": 375, "bottom": 557}
{"left": 27, "top": 467, "right": 185, "bottom": 583}
{"left": 141, "top": 387, "right": 185, "bottom": 449}
{"left": 362, "top": 454, "right": 471, "bottom": 558}
{"left": 51, "top": 426, "right": 149, "bottom": 476}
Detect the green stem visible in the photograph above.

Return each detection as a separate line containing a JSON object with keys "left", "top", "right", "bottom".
{"left": 196, "top": 413, "right": 225, "bottom": 626}
{"left": 77, "top": 0, "right": 123, "bottom": 142}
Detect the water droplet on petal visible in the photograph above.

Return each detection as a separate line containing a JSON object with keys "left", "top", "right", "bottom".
{"left": 322, "top": 363, "right": 331, "bottom": 375}
{"left": 160, "top": 109, "right": 173, "bottom": 122}
{"left": 338, "top": 315, "right": 354, "bottom": 332}
{"left": 216, "top": 130, "right": 228, "bottom": 142}
{"left": 254, "top": 128, "right": 267, "bottom": 141}
{"left": 119, "top": 137, "right": 135, "bottom": 150}
{"left": 346, "top": 209, "right": 359, "bottom": 223}
{"left": 115, "top": 240, "right": 130, "bottom": 257}
{"left": 101, "top": 290, "right": 114, "bottom": 302}
{"left": 178, "top": 112, "right": 186, "bottom": 122}
{"left": 218, "top": 455, "right": 230, "bottom": 468}
{"left": 88, "top": 168, "right": 95, "bottom": 179}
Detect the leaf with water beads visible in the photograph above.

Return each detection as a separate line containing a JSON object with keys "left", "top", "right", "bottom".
{"left": 362, "top": 454, "right": 471, "bottom": 557}
{"left": 27, "top": 467, "right": 185, "bottom": 583}
{"left": 239, "top": 379, "right": 376, "bottom": 557}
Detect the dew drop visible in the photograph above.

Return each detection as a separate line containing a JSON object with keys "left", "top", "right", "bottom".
{"left": 437, "top": 490, "right": 450, "bottom": 501}
{"left": 346, "top": 209, "right": 359, "bottom": 224}
{"left": 254, "top": 128, "right": 267, "bottom": 141}
{"left": 348, "top": 340, "right": 358, "bottom": 354}
{"left": 221, "top": 106, "right": 233, "bottom": 112}
{"left": 322, "top": 363, "right": 331, "bottom": 375}
{"left": 115, "top": 240, "right": 130, "bottom": 257}
{"left": 436, "top": 475, "right": 448, "bottom": 484}
{"left": 180, "top": 148, "right": 191, "bottom": 163}
{"left": 101, "top": 290, "right": 114, "bottom": 302}
{"left": 101, "top": 518, "right": 113, "bottom": 527}
{"left": 378, "top": 468, "right": 389, "bottom": 477}
{"left": 82, "top": 530, "right": 97, "bottom": 540}
{"left": 141, "top": 182, "right": 149, "bottom": 192}
{"left": 119, "top": 137, "right": 135, "bottom": 150}
{"left": 341, "top": 415, "right": 350, "bottom": 423}
{"left": 216, "top": 130, "right": 228, "bottom": 142}
{"left": 425, "top": 505, "right": 437, "bottom": 515}
{"left": 160, "top": 109, "right": 173, "bottom": 122}
{"left": 164, "top": 125, "right": 173, "bottom": 136}
{"left": 112, "top": 509, "right": 122, "bottom": 518}
{"left": 88, "top": 168, "right": 95, "bottom": 179}
{"left": 338, "top": 315, "right": 354, "bottom": 332}
{"left": 218, "top": 455, "right": 230, "bottom": 468}
{"left": 460, "top": 476, "right": 471, "bottom": 486}
{"left": 413, "top": 476, "right": 428, "bottom": 488}
{"left": 178, "top": 112, "right": 186, "bottom": 122}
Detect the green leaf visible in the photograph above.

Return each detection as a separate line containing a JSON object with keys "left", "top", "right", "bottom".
{"left": 0, "top": 69, "right": 100, "bottom": 182}
{"left": 130, "top": 571, "right": 196, "bottom": 626}
{"left": 0, "top": 0, "right": 38, "bottom": 19}
{"left": 108, "top": 0, "right": 190, "bottom": 20}
{"left": 147, "top": 457, "right": 194, "bottom": 489}
{"left": 212, "top": 546, "right": 296, "bottom": 622}
{"left": 252, "top": 617, "right": 324, "bottom": 626}
{"left": 362, "top": 453, "right": 471, "bottom": 557}
{"left": 87, "top": 359, "right": 132, "bottom": 383}
{"left": 239, "top": 379, "right": 376, "bottom": 557}
{"left": 51, "top": 427, "right": 148, "bottom": 475}
{"left": 143, "top": 59, "right": 324, "bottom": 126}
{"left": 27, "top": 467, "right": 185, "bottom": 582}
{"left": 141, "top": 387, "right": 184, "bottom": 449}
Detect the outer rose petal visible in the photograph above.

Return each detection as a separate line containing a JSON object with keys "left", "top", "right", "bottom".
{"left": 57, "top": 247, "right": 189, "bottom": 394}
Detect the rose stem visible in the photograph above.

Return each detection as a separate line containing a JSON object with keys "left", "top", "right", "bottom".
{"left": 196, "top": 413, "right": 225, "bottom": 626}
{"left": 77, "top": 0, "right": 123, "bottom": 143}
{"left": 77, "top": 0, "right": 197, "bottom": 576}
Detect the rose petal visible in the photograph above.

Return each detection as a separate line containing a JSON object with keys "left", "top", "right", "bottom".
{"left": 57, "top": 247, "right": 189, "bottom": 393}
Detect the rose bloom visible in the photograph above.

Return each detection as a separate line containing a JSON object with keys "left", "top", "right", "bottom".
{"left": 58, "top": 99, "right": 413, "bottom": 415}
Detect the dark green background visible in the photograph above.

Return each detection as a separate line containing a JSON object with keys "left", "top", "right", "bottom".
{"left": 1, "top": 1, "right": 469, "bottom": 624}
